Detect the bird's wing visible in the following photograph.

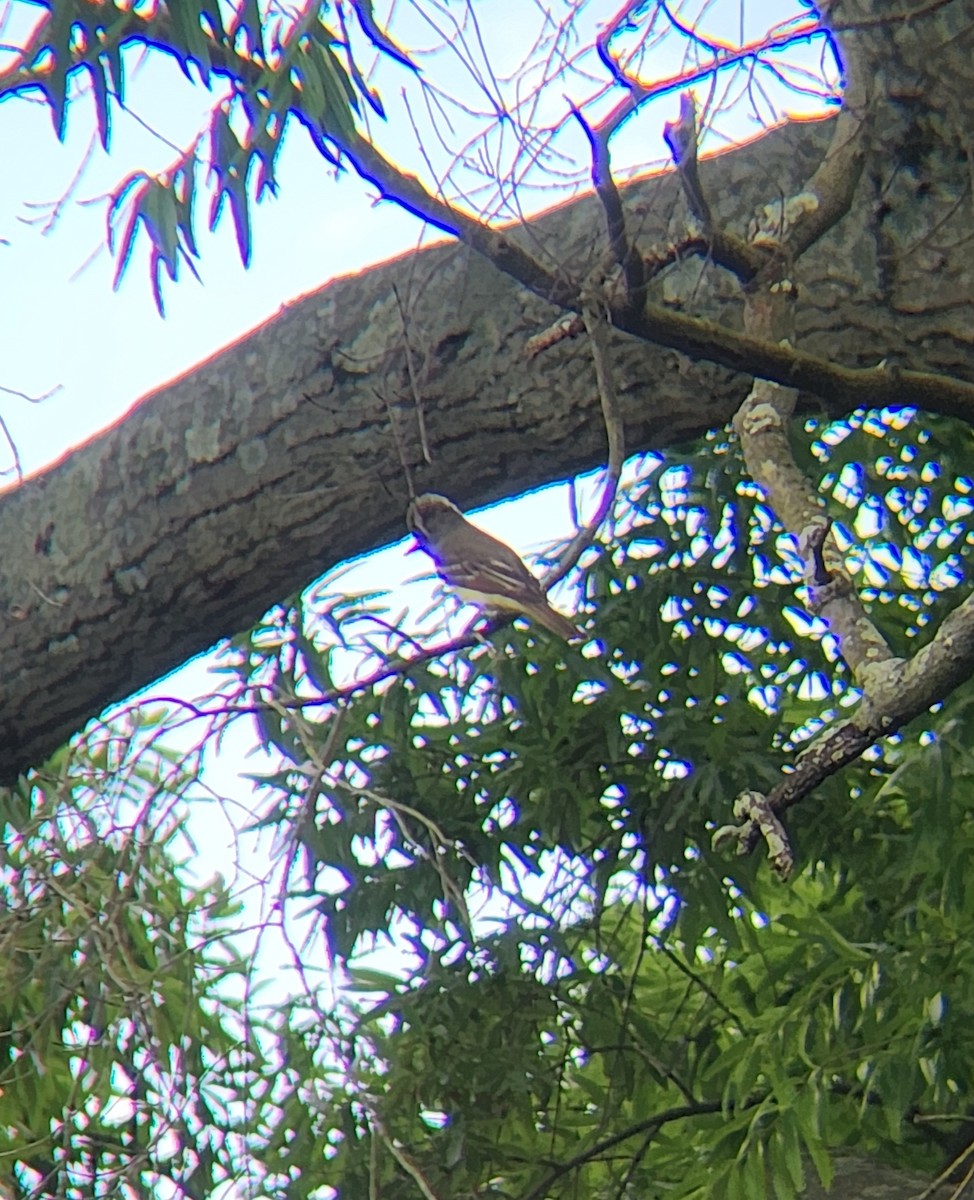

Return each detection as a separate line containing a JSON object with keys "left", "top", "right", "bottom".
{"left": 440, "top": 545, "right": 546, "bottom": 603}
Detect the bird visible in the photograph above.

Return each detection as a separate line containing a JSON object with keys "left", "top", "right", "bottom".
{"left": 406, "top": 492, "right": 580, "bottom": 641}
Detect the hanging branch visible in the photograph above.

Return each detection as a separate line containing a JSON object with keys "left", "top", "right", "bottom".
{"left": 543, "top": 295, "right": 626, "bottom": 589}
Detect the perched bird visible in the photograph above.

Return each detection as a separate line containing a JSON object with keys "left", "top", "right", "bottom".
{"left": 406, "top": 492, "right": 579, "bottom": 641}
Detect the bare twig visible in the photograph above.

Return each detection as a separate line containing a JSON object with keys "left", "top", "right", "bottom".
{"left": 663, "top": 93, "right": 711, "bottom": 228}
{"left": 632, "top": 305, "right": 974, "bottom": 420}
{"left": 391, "top": 283, "right": 432, "bottom": 465}
{"left": 0, "top": 382, "right": 61, "bottom": 403}
{"left": 590, "top": 11, "right": 832, "bottom": 157}
{"left": 660, "top": 91, "right": 768, "bottom": 281}
{"left": 0, "top": 410, "right": 23, "bottom": 483}
{"left": 569, "top": 103, "right": 645, "bottom": 306}
{"left": 365, "top": 1108, "right": 444, "bottom": 1200}
{"left": 523, "top": 312, "right": 584, "bottom": 359}
{"left": 132, "top": 626, "right": 485, "bottom": 729}
{"left": 914, "top": 1130, "right": 974, "bottom": 1200}
{"left": 517, "top": 1099, "right": 734, "bottom": 1200}
{"left": 378, "top": 387, "right": 417, "bottom": 500}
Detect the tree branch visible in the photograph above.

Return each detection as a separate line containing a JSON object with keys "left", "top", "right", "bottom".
{"left": 570, "top": 103, "right": 646, "bottom": 307}
{"left": 517, "top": 1099, "right": 727, "bottom": 1200}
{"left": 714, "top": 583, "right": 974, "bottom": 869}
{"left": 544, "top": 296, "right": 626, "bottom": 589}
{"left": 707, "top": 13, "right": 916, "bottom": 867}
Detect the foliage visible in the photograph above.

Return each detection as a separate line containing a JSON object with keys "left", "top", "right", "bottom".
{"left": 4, "top": 1, "right": 974, "bottom": 1198}
{"left": 4, "top": 0, "right": 411, "bottom": 310}
{"left": 0, "top": 720, "right": 268, "bottom": 1199}
{"left": 2, "top": 0, "right": 832, "bottom": 311}
{"left": 7, "top": 407, "right": 971, "bottom": 1198}
{"left": 206, "top": 408, "right": 974, "bottom": 1199}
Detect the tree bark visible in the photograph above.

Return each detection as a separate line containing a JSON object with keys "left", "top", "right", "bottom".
{"left": 806, "top": 1154, "right": 954, "bottom": 1200}
{"left": 2, "top": 1, "right": 973, "bottom": 783}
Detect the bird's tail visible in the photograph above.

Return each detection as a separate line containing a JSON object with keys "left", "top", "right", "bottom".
{"left": 528, "top": 602, "right": 582, "bottom": 642}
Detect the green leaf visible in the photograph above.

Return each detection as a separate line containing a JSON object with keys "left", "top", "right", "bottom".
{"left": 349, "top": 0, "right": 416, "bottom": 70}
{"left": 168, "top": 0, "right": 213, "bottom": 76}
{"left": 38, "top": 1, "right": 74, "bottom": 138}
{"left": 89, "top": 56, "right": 111, "bottom": 150}
{"left": 773, "top": 1111, "right": 806, "bottom": 1198}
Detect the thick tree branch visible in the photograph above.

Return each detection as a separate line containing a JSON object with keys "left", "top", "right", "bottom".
{"left": 734, "top": 378, "right": 895, "bottom": 682}
{"left": 616, "top": 309, "right": 974, "bottom": 420}
{"left": 520, "top": 287, "right": 974, "bottom": 422}
{"left": 708, "top": 14, "right": 928, "bottom": 867}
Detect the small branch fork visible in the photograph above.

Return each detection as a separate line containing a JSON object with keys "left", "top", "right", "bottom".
{"left": 364, "top": 1105, "right": 444, "bottom": 1200}
{"left": 569, "top": 103, "right": 646, "bottom": 310}
{"left": 713, "top": 586, "right": 974, "bottom": 873}
{"left": 592, "top": 4, "right": 831, "bottom": 151}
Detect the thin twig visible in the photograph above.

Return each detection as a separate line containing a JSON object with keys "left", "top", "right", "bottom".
{"left": 330, "top": 778, "right": 474, "bottom": 931}
{"left": 543, "top": 296, "right": 625, "bottom": 589}
{"left": 517, "top": 1099, "right": 730, "bottom": 1200}
{"left": 366, "top": 1108, "right": 444, "bottom": 1200}
{"left": 0, "top": 410, "right": 23, "bottom": 482}
{"left": 590, "top": 11, "right": 830, "bottom": 148}
{"left": 392, "top": 282, "right": 432, "bottom": 465}
{"left": 377, "top": 386, "right": 416, "bottom": 500}
{"left": 914, "top": 1133, "right": 974, "bottom": 1200}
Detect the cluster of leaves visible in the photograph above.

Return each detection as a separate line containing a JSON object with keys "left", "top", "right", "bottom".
{"left": 7, "top": 0, "right": 840, "bottom": 316}
{"left": 206, "top": 408, "right": 974, "bottom": 1198}
{"left": 0, "top": 718, "right": 267, "bottom": 1200}
{"left": 7, "top": 0, "right": 411, "bottom": 310}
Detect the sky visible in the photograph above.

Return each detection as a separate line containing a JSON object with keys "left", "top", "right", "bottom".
{"left": 0, "top": 0, "right": 839, "bottom": 976}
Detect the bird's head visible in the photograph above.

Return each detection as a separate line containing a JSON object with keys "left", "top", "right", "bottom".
{"left": 406, "top": 493, "right": 465, "bottom": 546}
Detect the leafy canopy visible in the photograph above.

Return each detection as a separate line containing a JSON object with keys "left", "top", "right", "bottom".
{"left": 216, "top": 410, "right": 974, "bottom": 1200}
{"left": 3, "top": 1, "right": 972, "bottom": 1199}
